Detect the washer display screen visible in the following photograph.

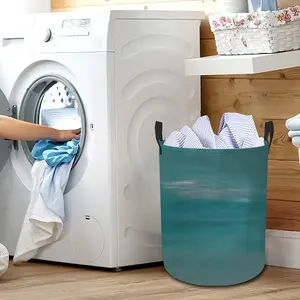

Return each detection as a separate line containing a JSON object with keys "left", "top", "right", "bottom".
{"left": 62, "top": 19, "right": 91, "bottom": 29}
{"left": 19, "top": 75, "right": 86, "bottom": 166}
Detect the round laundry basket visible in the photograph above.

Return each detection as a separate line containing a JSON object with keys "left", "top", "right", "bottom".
{"left": 155, "top": 120, "right": 274, "bottom": 286}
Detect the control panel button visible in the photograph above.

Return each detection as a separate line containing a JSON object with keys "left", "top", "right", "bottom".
{"left": 39, "top": 28, "right": 52, "bottom": 42}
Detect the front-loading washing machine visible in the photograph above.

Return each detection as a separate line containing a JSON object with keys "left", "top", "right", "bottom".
{"left": 0, "top": 9, "right": 204, "bottom": 268}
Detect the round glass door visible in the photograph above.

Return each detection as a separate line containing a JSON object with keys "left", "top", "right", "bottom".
{"left": 19, "top": 75, "right": 86, "bottom": 166}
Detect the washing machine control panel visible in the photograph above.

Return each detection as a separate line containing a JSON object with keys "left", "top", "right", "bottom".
{"left": 31, "top": 12, "right": 113, "bottom": 53}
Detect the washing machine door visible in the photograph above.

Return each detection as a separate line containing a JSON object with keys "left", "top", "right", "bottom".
{"left": 0, "top": 89, "right": 13, "bottom": 173}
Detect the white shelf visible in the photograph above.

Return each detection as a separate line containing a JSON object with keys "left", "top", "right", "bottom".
{"left": 185, "top": 50, "right": 300, "bottom": 76}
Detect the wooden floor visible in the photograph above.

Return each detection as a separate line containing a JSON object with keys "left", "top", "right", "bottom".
{"left": 1, "top": 262, "right": 300, "bottom": 299}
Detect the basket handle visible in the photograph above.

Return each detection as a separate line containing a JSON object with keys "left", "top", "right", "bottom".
{"left": 155, "top": 121, "right": 163, "bottom": 155}
{"left": 264, "top": 121, "right": 274, "bottom": 151}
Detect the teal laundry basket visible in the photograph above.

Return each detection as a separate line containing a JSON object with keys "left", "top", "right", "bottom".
{"left": 155, "top": 120, "right": 274, "bottom": 287}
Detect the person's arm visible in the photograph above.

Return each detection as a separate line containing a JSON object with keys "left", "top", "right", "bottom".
{"left": 0, "top": 115, "right": 80, "bottom": 142}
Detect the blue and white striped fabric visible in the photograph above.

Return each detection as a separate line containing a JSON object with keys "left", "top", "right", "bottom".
{"left": 163, "top": 126, "right": 204, "bottom": 148}
{"left": 164, "top": 113, "right": 264, "bottom": 149}
{"left": 286, "top": 114, "right": 300, "bottom": 148}
{"left": 218, "top": 113, "right": 264, "bottom": 149}
{"left": 192, "top": 116, "right": 216, "bottom": 148}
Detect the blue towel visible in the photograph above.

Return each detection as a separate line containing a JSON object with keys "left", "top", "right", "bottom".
{"left": 31, "top": 138, "right": 79, "bottom": 220}
{"left": 32, "top": 139, "right": 79, "bottom": 167}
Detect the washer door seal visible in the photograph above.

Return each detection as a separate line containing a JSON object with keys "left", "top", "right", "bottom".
{"left": 18, "top": 74, "right": 86, "bottom": 167}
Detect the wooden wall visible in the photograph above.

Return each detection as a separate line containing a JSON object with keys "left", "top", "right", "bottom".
{"left": 52, "top": 0, "right": 300, "bottom": 231}
{"left": 201, "top": 0, "right": 300, "bottom": 232}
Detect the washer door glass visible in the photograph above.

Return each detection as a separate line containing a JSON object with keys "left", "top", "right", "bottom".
{"left": 39, "top": 82, "right": 81, "bottom": 129}
{"left": 19, "top": 75, "right": 85, "bottom": 166}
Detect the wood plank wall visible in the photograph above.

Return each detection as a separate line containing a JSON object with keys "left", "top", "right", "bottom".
{"left": 52, "top": 0, "right": 300, "bottom": 231}
{"left": 201, "top": 0, "right": 300, "bottom": 232}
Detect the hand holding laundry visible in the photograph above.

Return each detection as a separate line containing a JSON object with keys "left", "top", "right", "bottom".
{"left": 0, "top": 114, "right": 80, "bottom": 142}
{"left": 286, "top": 114, "right": 300, "bottom": 163}
{"left": 164, "top": 113, "right": 264, "bottom": 149}
{"left": 55, "top": 128, "right": 81, "bottom": 142}
{"left": 39, "top": 107, "right": 81, "bottom": 141}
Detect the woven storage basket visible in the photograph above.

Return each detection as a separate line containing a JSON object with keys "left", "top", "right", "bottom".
{"left": 209, "top": 6, "right": 300, "bottom": 55}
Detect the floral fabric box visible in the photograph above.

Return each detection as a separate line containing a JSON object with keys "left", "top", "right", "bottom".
{"left": 209, "top": 6, "right": 300, "bottom": 55}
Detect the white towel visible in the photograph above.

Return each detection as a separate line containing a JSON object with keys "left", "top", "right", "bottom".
{"left": 286, "top": 114, "right": 300, "bottom": 131}
{"left": 13, "top": 161, "right": 63, "bottom": 264}
{"left": 0, "top": 243, "right": 9, "bottom": 276}
{"left": 286, "top": 114, "right": 300, "bottom": 148}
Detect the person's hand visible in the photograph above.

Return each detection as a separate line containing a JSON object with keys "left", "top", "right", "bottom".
{"left": 55, "top": 128, "right": 81, "bottom": 142}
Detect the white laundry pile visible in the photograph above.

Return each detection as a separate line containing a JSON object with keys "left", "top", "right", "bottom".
{"left": 13, "top": 161, "right": 65, "bottom": 263}
{"left": 164, "top": 113, "right": 264, "bottom": 149}
{"left": 286, "top": 113, "right": 300, "bottom": 145}
{"left": 0, "top": 243, "right": 9, "bottom": 276}
{"left": 13, "top": 149, "right": 78, "bottom": 264}
{"left": 286, "top": 114, "right": 300, "bottom": 162}
{"left": 40, "top": 108, "right": 81, "bottom": 130}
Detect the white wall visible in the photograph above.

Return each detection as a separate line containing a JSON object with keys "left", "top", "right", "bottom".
{"left": 0, "top": 0, "right": 51, "bottom": 14}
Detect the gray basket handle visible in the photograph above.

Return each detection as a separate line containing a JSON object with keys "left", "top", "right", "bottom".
{"left": 264, "top": 121, "right": 274, "bottom": 151}
{"left": 155, "top": 121, "right": 163, "bottom": 155}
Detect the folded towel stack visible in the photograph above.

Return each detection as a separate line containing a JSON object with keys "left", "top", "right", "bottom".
{"left": 0, "top": 243, "right": 8, "bottom": 277}
{"left": 286, "top": 114, "right": 300, "bottom": 163}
